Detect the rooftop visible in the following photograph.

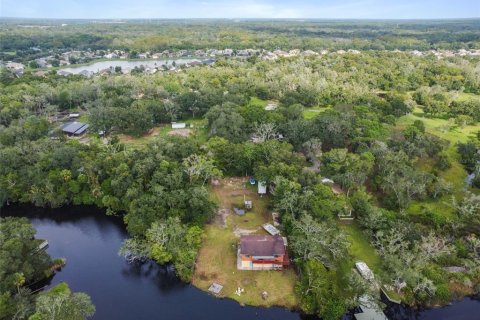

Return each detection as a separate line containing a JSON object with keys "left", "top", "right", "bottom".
{"left": 240, "top": 235, "right": 285, "bottom": 257}
{"left": 62, "top": 121, "right": 89, "bottom": 135}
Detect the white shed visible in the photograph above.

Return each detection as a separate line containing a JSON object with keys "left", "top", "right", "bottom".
{"left": 258, "top": 181, "right": 267, "bottom": 195}
{"left": 171, "top": 122, "right": 186, "bottom": 129}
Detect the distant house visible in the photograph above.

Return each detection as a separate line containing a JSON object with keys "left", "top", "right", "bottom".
{"left": 258, "top": 181, "right": 267, "bottom": 195}
{"left": 61, "top": 121, "right": 89, "bottom": 136}
{"left": 5, "top": 62, "right": 24, "bottom": 71}
{"left": 188, "top": 60, "right": 202, "bottom": 67}
{"left": 237, "top": 235, "right": 289, "bottom": 270}
{"left": 202, "top": 59, "right": 216, "bottom": 66}
{"left": 171, "top": 122, "right": 186, "bottom": 129}
{"left": 79, "top": 70, "right": 93, "bottom": 77}
{"left": 57, "top": 70, "right": 72, "bottom": 76}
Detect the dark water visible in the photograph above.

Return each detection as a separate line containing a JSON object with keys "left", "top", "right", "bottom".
{"left": 2, "top": 205, "right": 480, "bottom": 320}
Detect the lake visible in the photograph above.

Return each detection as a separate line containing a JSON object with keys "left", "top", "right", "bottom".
{"left": 2, "top": 205, "right": 479, "bottom": 320}
{"left": 59, "top": 59, "right": 199, "bottom": 74}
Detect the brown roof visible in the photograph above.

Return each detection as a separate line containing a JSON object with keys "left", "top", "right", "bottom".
{"left": 240, "top": 235, "right": 285, "bottom": 256}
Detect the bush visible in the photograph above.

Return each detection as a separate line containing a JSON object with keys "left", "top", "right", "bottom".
{"left": 436, "top": 153, "right": 452, "bottom": 171}
{"left": 472, "top": 175, "right": 480, "bottom": 189}
{"left": 455, "top": 239, "right": 469, "bottom": 259}
{"left": 454, "top": 115, "right": 475, "bottom": 127}
{"left": 435, "top": 284, "right": 452, "bottom": 302}
{"left": 417, "top": 209, "right": 448, "bottom": 229}
{"left": 423, "top": 265, "right": 448, "bottom": 285}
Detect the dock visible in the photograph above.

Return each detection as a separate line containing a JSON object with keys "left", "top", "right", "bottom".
{"left": 354, "top": 295, "right": 388, "bottom": 320}
{"left": 35, "top": 240, "right": 49, "bottom": 253}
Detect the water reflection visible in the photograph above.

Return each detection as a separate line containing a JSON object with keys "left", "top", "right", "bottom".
{"left": 2, "top": 205, "right": 479, "bottom": 320}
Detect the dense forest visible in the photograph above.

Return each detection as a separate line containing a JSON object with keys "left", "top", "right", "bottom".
{"left": 1, "top": 18, "right": 480, "bottom": 63}
{"left": 1, "top": 19, "right": 480, "bottom": 320}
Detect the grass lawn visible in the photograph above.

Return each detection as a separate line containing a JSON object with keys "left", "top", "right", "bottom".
{"left": 192, "top": 177, "right": 298, "bottom": 308}
{"left": 338, "top": 223, "right": 381, "bottom": 274}
{"left": 396, "top": 107, "right": 478, "bottom": 144}
{"left": 249, "top": 96, "right": 269, "bottom": 107}
{"left": 303, "top": 106, "right": 330, "bottom": 120}
{"left": 338, "top": 222, "right": 404, "bottom": 302}
{"left": 118, "top": 119, "right": 207, "bottom": 149}
{"left": 454, "top": 92, "right": 480, "bottom": 103}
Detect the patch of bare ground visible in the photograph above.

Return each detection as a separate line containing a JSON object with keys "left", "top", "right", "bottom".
{"left": 168, "top": 128, "right": 192, "bottom": 137}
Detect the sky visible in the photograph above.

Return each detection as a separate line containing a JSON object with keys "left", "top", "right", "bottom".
{"left": 0, "top": 0, "right": 479, "bottom": 19}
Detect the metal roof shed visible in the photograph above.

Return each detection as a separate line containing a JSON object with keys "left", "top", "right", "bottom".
{"left": 74, "top": 124, "right": 89, "bottom": 135}
{"left": 62, "top": 122, "right": 88, "bottom": 135}
{"left": 262, "top": 223, "right": 280, "bottom": 236}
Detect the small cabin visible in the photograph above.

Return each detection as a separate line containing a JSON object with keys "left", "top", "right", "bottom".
{"left": 238, "top": 235, "right": 289, "bottom": 270}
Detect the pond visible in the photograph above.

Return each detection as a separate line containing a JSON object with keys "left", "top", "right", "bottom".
{"left": 2, "top": 205, "right": 479, "bottom": 320}
{"left": 59, "top": 59, "right": 199, "bottom": 74}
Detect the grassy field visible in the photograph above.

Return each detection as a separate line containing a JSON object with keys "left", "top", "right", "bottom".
{"left": 396, "top": 106, "right": 479, "bottom": 218}
{"left": 117, "top": 117, "right": 208, "bottom": 149}
{"left": 396, "top": 107, "right": 478, "bottom": 144}
{"left": 303, "top": 106, "right": 330, "bottom": 120}
{"left": 192, "top": 177, "right": 298, "bottom": 308}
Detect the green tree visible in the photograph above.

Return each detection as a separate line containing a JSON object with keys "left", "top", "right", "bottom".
{"left": 30, "top": 282, "right": 95, "bottom": 320}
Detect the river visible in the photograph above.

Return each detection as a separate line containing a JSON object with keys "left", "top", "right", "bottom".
{"left": 2, "top": 205, "right": 479, "bottom": 320}
{"left": 59, "top": 59, "right": 200, "bottom": 74}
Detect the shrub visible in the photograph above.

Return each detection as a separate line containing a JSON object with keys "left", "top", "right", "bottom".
{"left": 435, "top": 284, "right": 452, "bottom": 302}
{"left": 436, "top": 153, "right": 452, "bottom": 171}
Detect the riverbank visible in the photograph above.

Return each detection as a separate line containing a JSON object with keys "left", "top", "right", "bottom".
{"left": 3, "top": 204, "right": 480, "bottom": 319}
{"left": 1, "top": 205, "right": 303, "bottom": 320}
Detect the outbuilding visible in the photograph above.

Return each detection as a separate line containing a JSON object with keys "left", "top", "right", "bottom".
{"left": 258, "top": 181, "right": 267, "bottom": 195}
{"left": 61, "top": 121, "right": 89, "bottom": 136}
{"left": 171, "top": 122, "right": 186, "bottom": 129}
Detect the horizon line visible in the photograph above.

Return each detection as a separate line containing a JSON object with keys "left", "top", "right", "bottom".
{"left": 1, "top": 16, "right": 479, "bottom": 21}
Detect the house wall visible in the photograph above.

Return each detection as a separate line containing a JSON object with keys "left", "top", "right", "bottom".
{"left": 239, "top": 254, "right": 284, "bottom": 270}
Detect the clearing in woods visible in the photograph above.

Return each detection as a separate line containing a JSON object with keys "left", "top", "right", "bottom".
{"left": 192, "top": 177, "right": 298, "bottom": 308}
